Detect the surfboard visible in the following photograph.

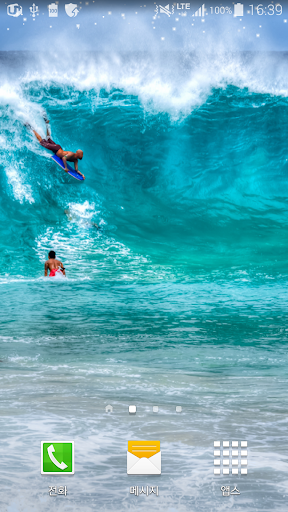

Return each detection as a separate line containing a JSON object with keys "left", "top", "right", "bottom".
{"left": 50, "top": 155, "right": 84, "bottom": 181}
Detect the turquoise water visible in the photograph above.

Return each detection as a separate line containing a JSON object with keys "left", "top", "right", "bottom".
{"left": 1, "top": 51, "right": 288, "bottom": 511}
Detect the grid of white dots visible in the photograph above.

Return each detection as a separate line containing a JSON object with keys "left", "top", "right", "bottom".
{"left": 213, "top": 441, "right": 248, "bottom": 475}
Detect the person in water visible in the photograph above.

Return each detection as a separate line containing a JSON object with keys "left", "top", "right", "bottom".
{"left": 28, "top": 118, "right": 85, "bottom": 180}
{"left": 64, "top": 208, "right": 100, "bottom": 229}
{"left": 45, "top": 251, "right": 66, "bottom": 277}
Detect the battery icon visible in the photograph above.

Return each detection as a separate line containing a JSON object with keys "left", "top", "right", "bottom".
{"left": 234, "top": 2, "right": 244, "bottom": 16}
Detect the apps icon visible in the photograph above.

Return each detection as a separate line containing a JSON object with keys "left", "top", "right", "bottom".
{"left": 127, "top": 441, "right": 161, "bottom": 475}
{"left": 41, "top": 441, "right": 74, "bottom": 475}
{"left": 7, "top": 4, "right": 23, "bottom": 17}
{"left": 65, "top": 3, "right": 79, "bottom": 17}
{"left": 48, "top": 3, "right": 58, "bottom": 17}
{"left": 213, "top": 440, "right": 248, "bottom": 475}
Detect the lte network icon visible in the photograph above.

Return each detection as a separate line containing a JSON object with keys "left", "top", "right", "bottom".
{"left": 129, "top": 405, "right": 136, "bottom": 414}
{"left": 7, "top": 4, "right": 23, "bottom": 17}
{"left": 48, "top": 2, "right": 58, "bottom": 17}
{"left": 65, "top": 3, "right": 79, "bottom": 17}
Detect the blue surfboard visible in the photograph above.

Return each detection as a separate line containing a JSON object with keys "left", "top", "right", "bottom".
{"left": 50, "top": 155, "right": 84, "bottom": 181}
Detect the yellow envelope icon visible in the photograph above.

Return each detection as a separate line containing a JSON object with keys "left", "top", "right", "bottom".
{"left": 127, "top": 441, "right": 161, "bottom": 475}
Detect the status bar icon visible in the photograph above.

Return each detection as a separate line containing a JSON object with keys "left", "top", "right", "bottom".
{"left": 29, "top": 3, "right": 39, "bottom": 17}
{"left": 48, "top": 3, "right": 58, "bottom": 16}
{"left": 65, "top": 3, "right": 79, "bottom": 17}
{"left": 156, "top": 4, "right": 174, "bottom": 17}
{"left": 234, "top": 3, "right": 244, "bottom": 17}
{"left": 7, "top": 4, "right": 23, "bottom": 17}
{"left": 192, "top": 4, "right": 206, "bottom": 17}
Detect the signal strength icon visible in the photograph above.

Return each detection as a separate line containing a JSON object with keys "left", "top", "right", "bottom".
{"left": 192, "top": 4, "right": 206, "bottom": 16}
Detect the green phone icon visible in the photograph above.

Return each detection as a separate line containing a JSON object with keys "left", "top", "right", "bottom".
{"left": 41, "top": 441, "right": 74, "bottom": 475}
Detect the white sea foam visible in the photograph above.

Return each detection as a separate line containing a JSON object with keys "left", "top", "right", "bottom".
{"left": 5, "top": 165, "right": 34, "bottom": 204}
{"left": 0, "top": 50, "right": 287, "bottom": 145}
{"left": 0, "top": 82, "right": 44, "bottom": 131}
{"left": 13, "top": 50, "right": 288, "bottom": 118}
{"left": 67, "top": 201, "right": 99, "bottom": 221}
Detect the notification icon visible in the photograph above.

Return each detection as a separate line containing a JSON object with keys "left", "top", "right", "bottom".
{"left": 48, "top": 3, "right": 58, "bottom": 17}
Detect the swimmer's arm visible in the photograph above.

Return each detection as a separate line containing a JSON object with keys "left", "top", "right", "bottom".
{"left": 62, "top": 152, "right": 73, "bottom": 172}
{"left": 74, "top": 160, "right": 85, "bottom": 180}
{"left": 62, "top": 156, "right": 69, "bottom": 172}
{"left": 44, "top": 261, "right": 48, "bottom": 277}
{"left": 60, "top": 261, "right": 66, "bottom": 276}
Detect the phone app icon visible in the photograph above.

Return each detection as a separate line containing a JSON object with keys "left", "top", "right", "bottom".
{"left": 41, "top": 441, "right": 74, "bottom": 475}
{"left": 127, "top": 441, "right": 161, "bottom": 475}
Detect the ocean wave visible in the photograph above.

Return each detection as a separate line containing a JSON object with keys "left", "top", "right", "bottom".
{"left": 1, "top": 51, "right": 288, "bottom": 279}
{"left": 2, "top": 51, "right": 288, "bottom": 116}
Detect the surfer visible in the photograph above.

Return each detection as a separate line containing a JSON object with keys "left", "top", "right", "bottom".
{"left": 64, "top": 208, "right": 100, "bottom": 229}
{"left": 27, "top": 118, "right": 85, "bottom": 180}
{"left": 44, "top": 251, "right": 66, "bottom": 277}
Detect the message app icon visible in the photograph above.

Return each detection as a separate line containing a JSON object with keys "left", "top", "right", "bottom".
{"left": 127, "top": 441, "right": 161, "bottom": 475}
{"left": 41, "top": 441, "right": 74, "bottom": 475}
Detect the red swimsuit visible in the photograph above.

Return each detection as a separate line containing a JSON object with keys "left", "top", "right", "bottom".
{"left": 49, "top": 268, "right": 64, "bottom": 277}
